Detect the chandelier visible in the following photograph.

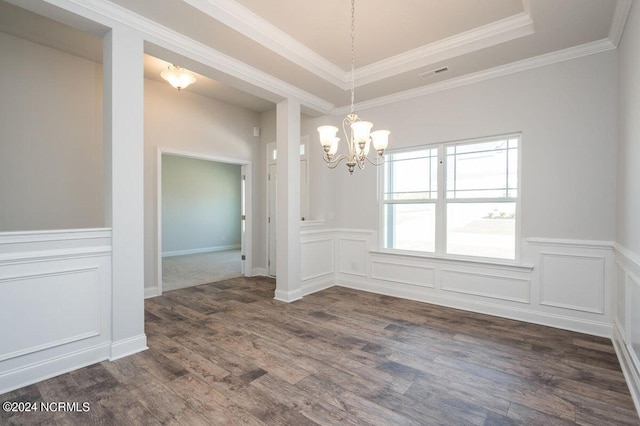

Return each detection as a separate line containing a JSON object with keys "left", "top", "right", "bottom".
{"left": 317, "top": 0, "right": 390, "bottom": 174}
{"left": 161, "top": 64, "right": 196, "bottom": 91}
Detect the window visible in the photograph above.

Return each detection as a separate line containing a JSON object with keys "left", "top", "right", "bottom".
{"left": 382, "top": 135, "right": 519, "bottom": 260}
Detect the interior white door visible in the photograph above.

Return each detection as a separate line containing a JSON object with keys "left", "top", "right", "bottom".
{"left": 240, "top": 169, "right": 246, "bottom": 276}
{"left": 268, "top": 163, "right": 277, "bottom": 276}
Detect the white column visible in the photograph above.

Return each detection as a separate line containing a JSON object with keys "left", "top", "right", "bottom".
{"left": 275, "top": 99, "right": 302, "bottom": 302}
{"left": 103, "top": 26, "right": 147, "bottom": 359}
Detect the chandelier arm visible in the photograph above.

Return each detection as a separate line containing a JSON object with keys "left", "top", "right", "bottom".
{"left": 364, "top": 154, "right": 385, "bottom": 167}
{"left": 322, "top": 153, "right": 349, "bottom": 168}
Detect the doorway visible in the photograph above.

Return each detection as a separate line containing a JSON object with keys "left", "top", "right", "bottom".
{"left": 157, "top": 149, "right": 252, "bottom": 294}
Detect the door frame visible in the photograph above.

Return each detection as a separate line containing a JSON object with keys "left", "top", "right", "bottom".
{"left": 156, "top": 147, "right": 253, "bottom": 295}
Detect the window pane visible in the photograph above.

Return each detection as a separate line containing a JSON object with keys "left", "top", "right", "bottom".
{"left": 384, "top": 203, "right": 435, "bottom": 252}
{"left": 385, "top": 148, "right": 437, "bottom": 201}
{"left": 446, "top": 202, "right": 516, "bottom": 259}
{"left": 447, "top": 138, "right": 518, "bottom": 200}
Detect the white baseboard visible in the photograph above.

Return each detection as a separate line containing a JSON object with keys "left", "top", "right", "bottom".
{"left": 144, "top": 286, "right": 159, "bottom": 299}
{"left": 162, "top": 244, "right": 241, "bottom": 258}
{"left": 251, "top": 267, "right": 269, "bottom": 277}
{"left": 274, "top": 288, "right": 303, "bottom": 303}
{"left": 110, "top": 334, "right": 148, "bottom": 361}
{"left": 336, "top": 278, "right": 612, "bottom": 338}
{"left": 613, "top": 320, "right": 640, "bottom": 417}
{"left": 302, "top": 277, "right": 335, "bottom": 296}
{"left": 0, "top": 342, "right": 110, "bottom": 395}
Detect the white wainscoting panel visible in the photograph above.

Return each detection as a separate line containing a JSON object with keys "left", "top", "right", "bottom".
{"left": 300, "top": 228, "right": 336, "bottom": 296}
{"left": 0, "top": 267, "right": 100, "bottom": 362}
{"left": 617, "top": 263, "right": 627, "bottom": 334}
{"left": 630, "top": 274, "right": 640, "bottom": 370}
{"left": 334, "top": 233, "right": 614, "bottom": 337}
{"left": 301, "top": 238, "right": 334, "bottom": 281}
{"left": 0, "top": 229, "right": 112, "bottom": 394}
{"left": 441, "top": 269, "right": 530, "bottom": 303}
{"left": 613, "top": 244, "right": 640, "bottom": 417}
{"left": 371, "top": 260, "right": 435, "bottom": 288}
{"left": 338, "top": 238, "right": 368, "bottom": 277}
{"left": 539, "top": 253, "right": 605, "bottom": 313}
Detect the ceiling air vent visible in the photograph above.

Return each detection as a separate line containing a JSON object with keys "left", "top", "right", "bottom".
{"left": 419, "top": 66, "right": 449, "bottom": 80}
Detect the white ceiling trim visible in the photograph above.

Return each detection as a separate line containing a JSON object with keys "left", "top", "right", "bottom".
{"left": 609, "top": 0, "right": 633, "bottom": 47}
{"left": 354, "top": 11, "right": 534, "bottom": 88}
{"left": 182, "top": 0, "right": 347, "bottom": 88}
{"left": 334, "top": 38, "right": 616, "bottom": 116}
{"left": 60, "top": 0, "right": 334, "bottom": 113}
{"left": 181, "top": 0, "right": 535, "bottom": 90}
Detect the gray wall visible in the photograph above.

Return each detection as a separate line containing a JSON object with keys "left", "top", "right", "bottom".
{"left": 0, "top": 32, "right": 104, "bottom": 231}
{"left": 617, "top": 1, "right": 640, "bottom": 255}
{"left": 162, "top": 155, "right": 241, "bottom": 255}
{"left": 319, "top": 50, "right": 618, "bottom": 243}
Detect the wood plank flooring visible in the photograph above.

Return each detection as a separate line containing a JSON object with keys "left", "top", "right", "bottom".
{"left": 2, "top": 277, "right": 638, "bottom": 425}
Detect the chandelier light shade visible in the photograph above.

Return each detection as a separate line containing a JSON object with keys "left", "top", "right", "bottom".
{"left": 317, "top": 0, "right": 390, "bottom": 174}
{"left": 160, "top": 64, "right": 196, "bottom": 91}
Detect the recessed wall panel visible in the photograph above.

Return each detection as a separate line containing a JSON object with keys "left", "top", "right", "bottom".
{"left": 301, "top": 238, "right": 334, "bottom": 280}
{"left": 540, "top": 253, "right": 604, "bottom": 313}
{"left": 371, "top": 260, "right": 435, "bottom": 288}
{"left": 442, "top": 270, "right": 530, "bottom": 303}
{"left": 0, "top": 267, "right": 100, "bottom": 361}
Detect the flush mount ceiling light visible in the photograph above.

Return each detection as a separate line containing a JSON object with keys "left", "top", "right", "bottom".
{"left": 160, "top": 64, "right": 196, "bottom": 91}
{"left": 317, "top": 0, "right": 390, "bottom": 174}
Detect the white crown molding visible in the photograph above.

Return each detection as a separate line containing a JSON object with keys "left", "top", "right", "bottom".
{"left": 354, "top": 11, "right": 534, "bottom": 88}
{"left": 333, "top": 38, "right": 616, "bottom": 116}
{"left": 180, "top": 0, "right": 534, "bottom": 90}
{"left": 609, "top": 0, "right": 633, "bottom": 47}
{"left": 52, "top": 0, "right": 334, "bottom": 113}
{"left": 181, "top": 0, "right": 347, "bottom": 89}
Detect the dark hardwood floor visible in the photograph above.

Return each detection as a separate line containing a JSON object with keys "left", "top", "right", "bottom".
{"left": 2, "top": 277, "right": 638, "bottom": 425}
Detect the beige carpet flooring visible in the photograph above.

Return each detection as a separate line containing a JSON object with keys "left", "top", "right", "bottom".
{"left": 162, "top": 249, "right": 241, "bottom": 292}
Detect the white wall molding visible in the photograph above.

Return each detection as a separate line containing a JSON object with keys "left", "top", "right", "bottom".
{"left": 162, "top": 244, "right": 241, "bottom": 258}
{"left": 0, "top": 228, "right": 112, "bottom": 245}
{"left": 333, "top": 39, "right": 616, "bottom": 116}
{"left": 370, "top": 249, "right": 533, "bottom": 273}
{"left": 274, "top": 288, "right": 303, "bottom": 303}
{"left": 539, "top": 253, "right": 606, "bottom": 314}
{"left": 527, "top": 237, "right": 615, "bottom": 250}
{"left": 613, "top": 320, "right": 640, "bottom": 416}
{"left": 355, "top": 12, "right": 534, "bottom": 87}
{"left": 609, "top": 0, "right": 634, "bottom": 47}
{"left": 441, "top": 269, "right": 531, "bottom": 304}
{"left": 252, "top": 267, "right": 268, "bottom": 277}
{"left": 0, "top": 342, "right": 111, "bottom": 396}
{"left": 48, "top": 0, "right": 333, "bottom": 114}
{"left": 613, "top": 243, "right": 640, "bottom": 418}
{"left": 337, "top": 276, "right": 612, "bottom": 337}
{"left": 181, "top": 0, "right": 533, "bottom": 90}
{"left": 0, "top": 229, "right": 113, "bottom": 394}
{"left": 110, "top": 334, "right": 148, "bottom": 361}
{"left": 371, "top": 259, "right": 435, "bottom": 289}
{"left": 181, "top": 0, "right": 346, "bottom": 88}
{"left": 332, "top": 231, "right": 615, "bottom": 337}
{"left": 615, "top": 243, "right": 640, "bottom": 277}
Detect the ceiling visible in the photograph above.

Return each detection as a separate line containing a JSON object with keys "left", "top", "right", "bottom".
{"left": 1, "top": 0, "right": 631, "bottom": 114}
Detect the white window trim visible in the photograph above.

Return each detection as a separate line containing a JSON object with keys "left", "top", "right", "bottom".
{"left": 378, "top": 132, "right": 523, "bottom": 264}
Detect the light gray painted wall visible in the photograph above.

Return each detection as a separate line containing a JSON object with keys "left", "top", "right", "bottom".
{"left": 162, "top": 155, "right": 241, "bottom": 254}
{"left": 144, "top": 78, "right": 262, "bottom": 289}
{"left": 0, "top": 32, "right": 104, "bottom": 231}
{"left": 325, "top": 50, "right": 618, "bottom": 242}
{"left": 617, "top": 1, "right": 640, "bottom": 255}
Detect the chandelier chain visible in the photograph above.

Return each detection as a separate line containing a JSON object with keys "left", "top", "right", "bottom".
{"left": 350, "top": 0, "right": 355, "bottom": 115}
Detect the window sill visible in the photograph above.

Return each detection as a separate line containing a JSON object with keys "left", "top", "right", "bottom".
{"left": 370, "top": 249, "right": 534, "bottom": 272}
